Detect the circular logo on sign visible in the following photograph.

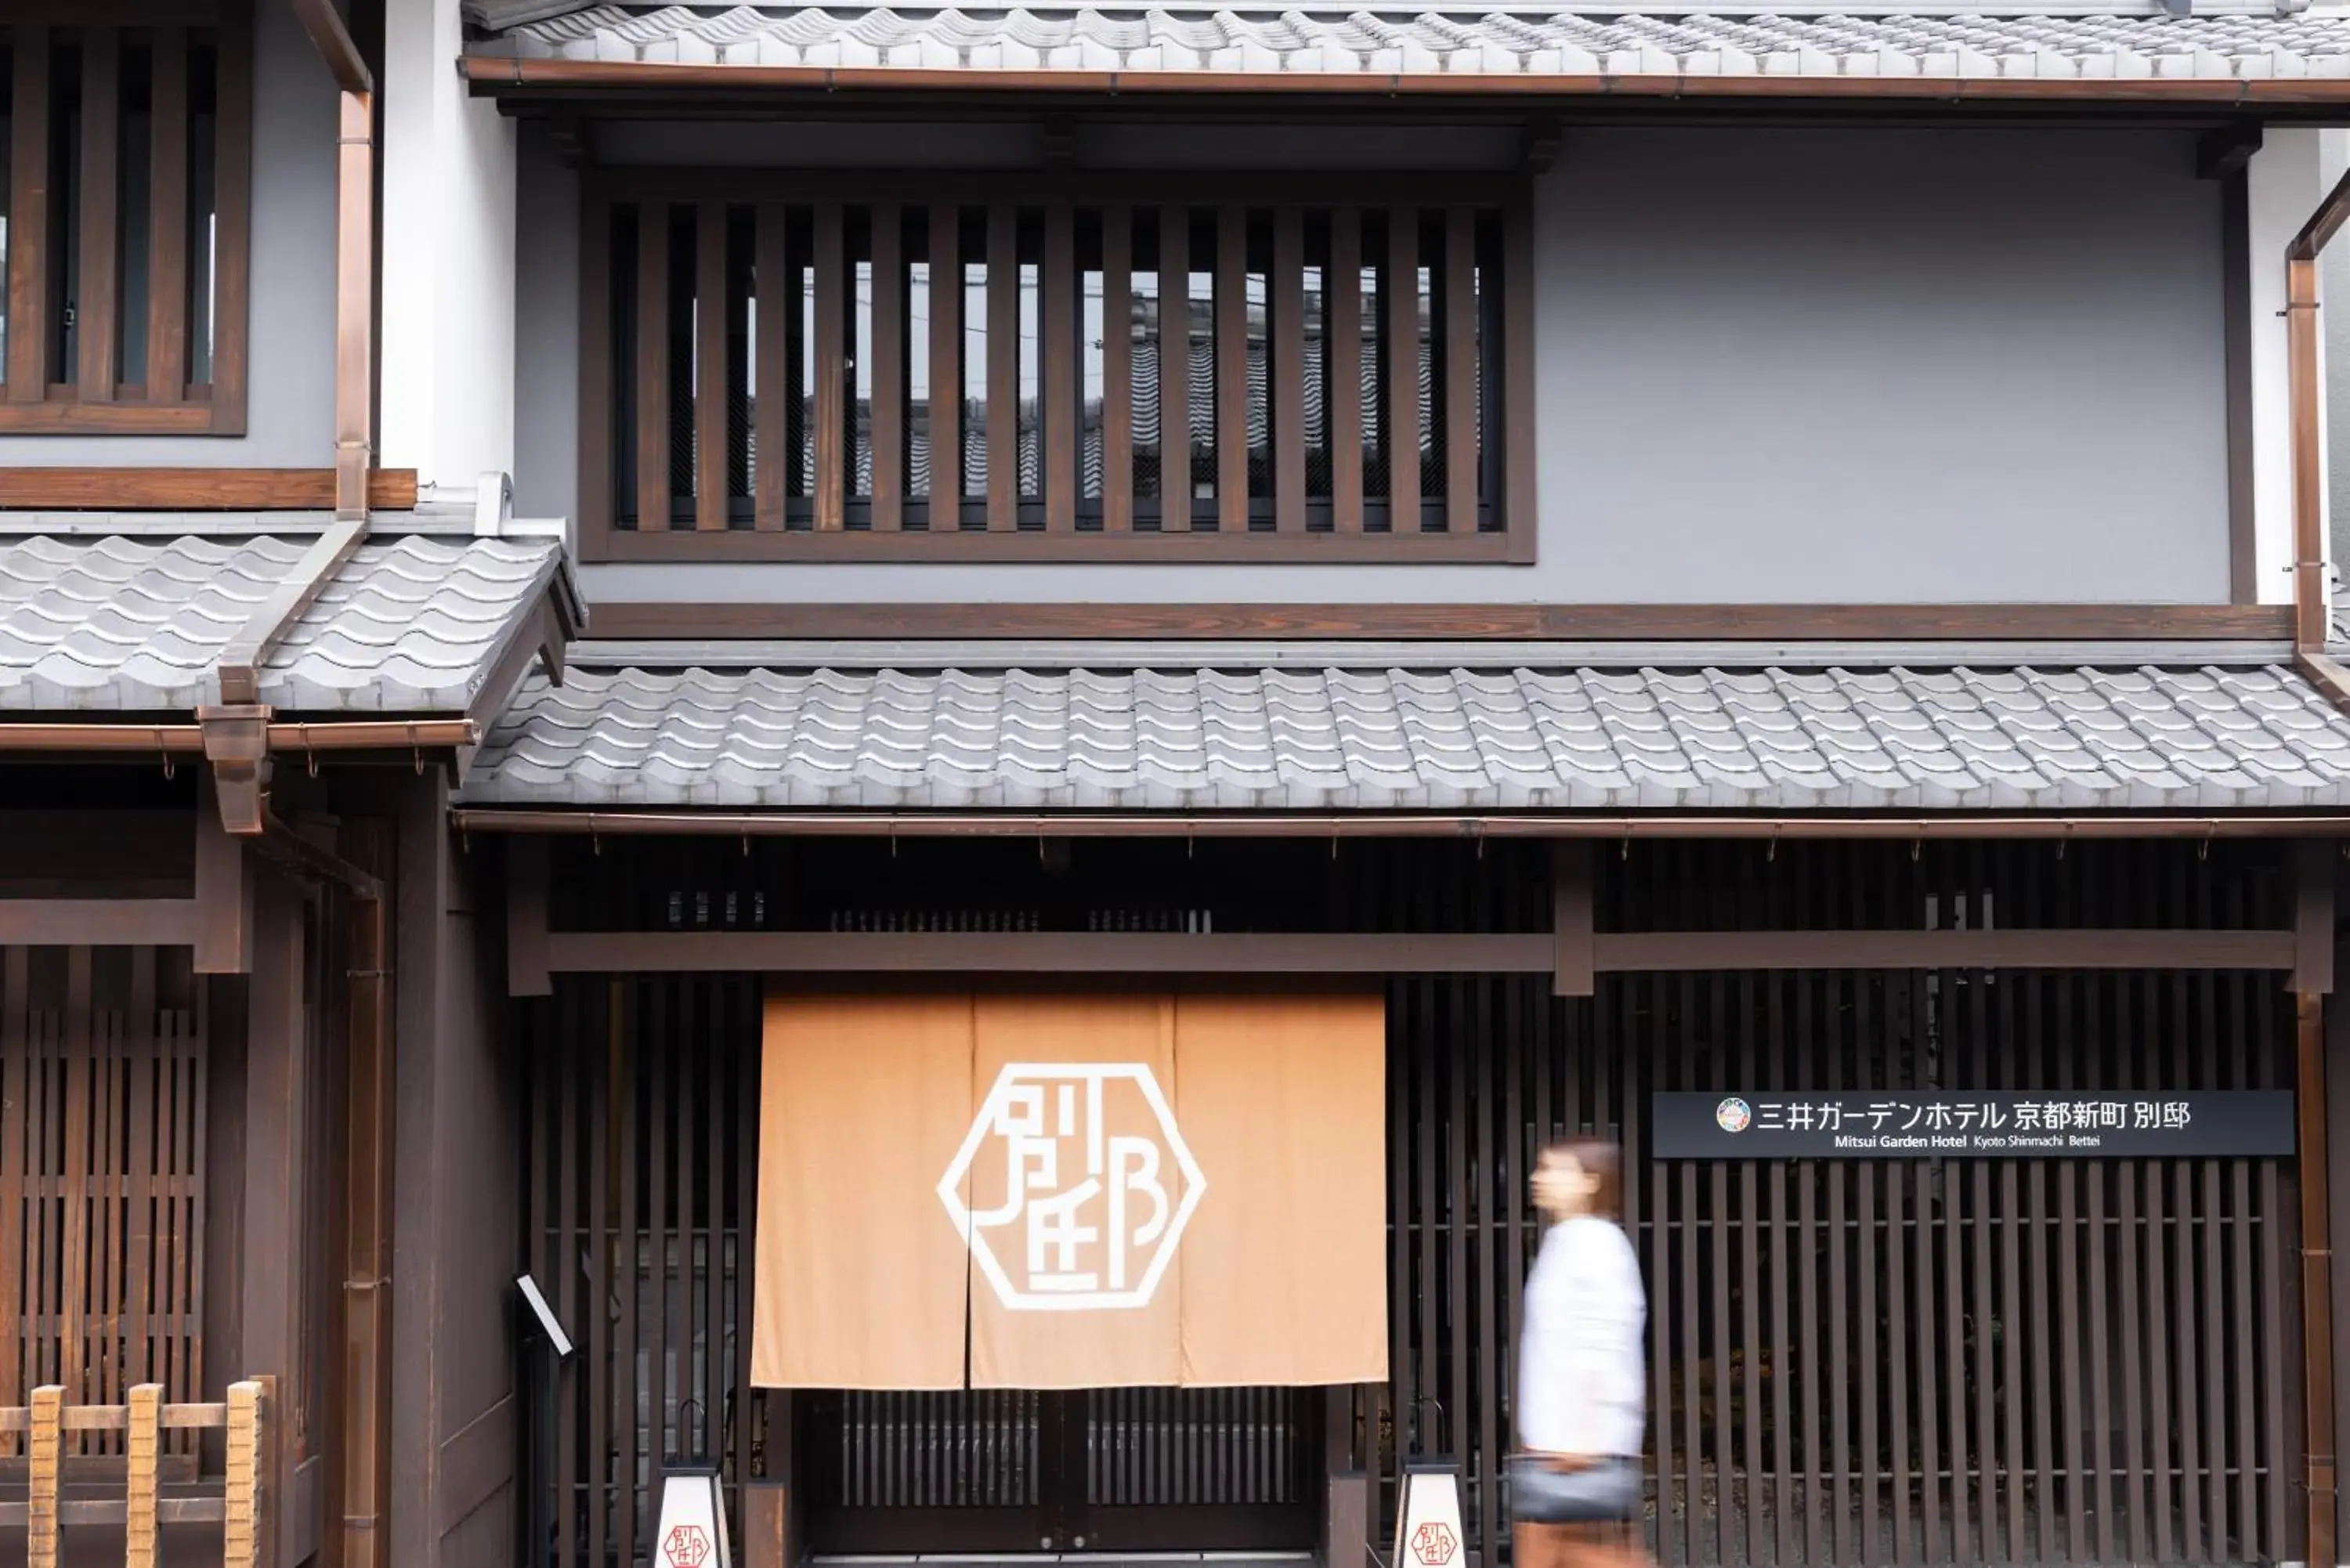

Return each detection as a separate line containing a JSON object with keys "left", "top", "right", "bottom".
{"left": 1716, "top": 1097, "right": 1753, "bottom": 1133}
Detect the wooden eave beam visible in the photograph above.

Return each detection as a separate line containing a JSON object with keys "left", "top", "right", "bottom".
{"left": 516, "top": 924, "right": 2298, "bottom": 991}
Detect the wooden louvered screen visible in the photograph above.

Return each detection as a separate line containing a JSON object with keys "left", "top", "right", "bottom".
{"left": 0, "top": 946, "right": 209, "bottom": 1469}
{"left": 0, "top": 5, "right": 253, "bottom": 433}
{"left": 580, "top": 172, "right": 1532, "bottom": 562}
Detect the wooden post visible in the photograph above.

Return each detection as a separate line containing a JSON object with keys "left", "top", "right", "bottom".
{"left": 27, "top": 1385, "right": 61, "bottom": 1568}
{"left": 1552, "top": 841, "right": 1596, "bottom": 998}
{"left": 126, "top": 1382, "right": 164, "bottom": 1568}
{"left": 226, "top": 1378, "right": 266, "bottom": 1568}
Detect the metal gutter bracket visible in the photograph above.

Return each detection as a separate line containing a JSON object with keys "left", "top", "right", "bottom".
{"left": 199, "top": 705, "right": 275, "bottom": 836}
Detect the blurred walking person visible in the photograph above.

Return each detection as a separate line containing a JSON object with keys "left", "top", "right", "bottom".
{"left": 1511, "top": 1140, "right": 1648, "bottom": 1568}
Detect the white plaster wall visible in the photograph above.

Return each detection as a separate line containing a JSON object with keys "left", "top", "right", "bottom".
{"left": 380, "top": 0, "right": 517, "bottom": 493}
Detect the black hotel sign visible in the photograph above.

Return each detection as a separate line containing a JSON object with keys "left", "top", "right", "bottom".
{"left": 1653, "top": 1091, "right": 2295, "bottom": 1159}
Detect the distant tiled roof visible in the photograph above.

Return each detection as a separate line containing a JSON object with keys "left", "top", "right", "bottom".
{"left": 460, "top": 656, "right": 2350, "bottom": 811}
{"left": 0, "top": 529, "right": 574, "bottom": 714}
{"left": 465, "top": 4, "right": 2350, "bottom": 82}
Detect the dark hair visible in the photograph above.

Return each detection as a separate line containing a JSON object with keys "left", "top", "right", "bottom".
{"left": 1541, "top": 1139, "right": 1623, "bottom": 1222}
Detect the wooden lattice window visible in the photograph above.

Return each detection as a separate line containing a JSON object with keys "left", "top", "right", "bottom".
{"left": 580, "top": 172, "right": 1535, "bottom": 562}
{"left": 0, "top": 4, "right": 252, "bottom": 433}
{"left": 0, "top": 946, "right": 209, "bottom": 1465}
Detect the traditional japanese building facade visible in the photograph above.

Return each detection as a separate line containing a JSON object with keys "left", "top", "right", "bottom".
{"left": 13, "top": 4, "right": 2350, "bottom": 1568}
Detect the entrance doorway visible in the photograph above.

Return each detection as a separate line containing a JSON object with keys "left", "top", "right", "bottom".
{"left": 803, "top": 1386, "right": 1322, "bottom": 1554}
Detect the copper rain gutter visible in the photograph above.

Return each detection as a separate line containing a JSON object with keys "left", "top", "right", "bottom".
{"left": 460, "top": 54, "right": 2350, "bottom": 106}
{"left": 450, "top": 808, "right": 2350, "bottom": 841}
{"left": 284, "top": 6, "right": 391, "bottom": 1568}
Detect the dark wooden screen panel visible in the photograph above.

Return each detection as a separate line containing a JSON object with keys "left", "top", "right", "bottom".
{"left": 0, "top": 946, "right": 208, "bottom": 1466}
{"left": 580, "top": 174, "right": 1527, "bottom": 561}
{"left": 0, "top": 7, "right": 250, "bottom": 433}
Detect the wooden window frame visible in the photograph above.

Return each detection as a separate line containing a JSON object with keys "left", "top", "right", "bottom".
{"left": 0, "top": 2, "right": 252, "bottom": 435}
{"left": 578, "top": 168, "right": 1537, "bottom": 565}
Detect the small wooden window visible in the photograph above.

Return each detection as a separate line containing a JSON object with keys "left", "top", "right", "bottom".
{"left": 580, "top": 172, "right": 1535, "bottom": 563}
{"left": 0, "top": 4, "right": 251, "bottom": 434}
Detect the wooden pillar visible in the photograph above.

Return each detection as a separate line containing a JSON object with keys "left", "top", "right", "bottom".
{"left": 243, "top": 876, "right": 308, "bottom": 1568}
{"left": 1325, "top": 1385, "right": 1369, "bottom": 1568}
{"left": 2304, "top": 842, "right": 2339, "bottom": 1568}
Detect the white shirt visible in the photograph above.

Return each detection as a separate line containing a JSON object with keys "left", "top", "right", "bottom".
{"left": 1517, "top": 1215, "right": 1647, "bottom": 1458}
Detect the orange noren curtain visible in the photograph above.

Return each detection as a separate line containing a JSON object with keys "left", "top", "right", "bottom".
{"left": 750, "top": 993, "right": 974, "bottom": 1389}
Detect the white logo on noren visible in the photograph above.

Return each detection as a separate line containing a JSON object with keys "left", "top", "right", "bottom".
{"left": 939, "top": 1064, "right": 1206, "bottom": 1312}
{"left": 1716, "top": 1097, "right": 1753, "bottom": 1133}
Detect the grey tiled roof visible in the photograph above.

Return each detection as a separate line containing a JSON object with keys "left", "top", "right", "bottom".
{"left": 0, "top": 531, "right": 572, "bottom": 714}
{"left": 461, "top": 659, "right": 2350, "bottom": 811}
{"left": 468, "top": 5, "right": 2350, "bottom": 81}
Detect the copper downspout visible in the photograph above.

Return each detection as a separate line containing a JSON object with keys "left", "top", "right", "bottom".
{"left": 284, "top": 9, "right": 389, "bottom": 1566}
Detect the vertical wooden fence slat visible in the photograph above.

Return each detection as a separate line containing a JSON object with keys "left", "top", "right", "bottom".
{"left": 556, "top": 985, "right": 583, "bottom": 1568}
{"left": 1386, "top": 207, "right": 1420, "bottom": 533}
{"left": 209, "top": 2, "right": 255, "bottom": 424}
{"left": 8, "top": 29, "right": 53, "bottom": 401}
{"left": 1104, "top": 206, "right": 1133, "bottom": 533}
{"left": 77, "top": 34, "right": 123, "bottom": 405}
{"left": 59, "top": 949, "right": 91, "bottom": 1407}
{"left": 637, "top": 202, "right": 674, "bottom": 532}
{"left": 125, "top": 1382, "right": 161, "bottom": 1568}
{"left": 978, "top": 205, "right": 1015, "bottom": 530}
{"left": 696, "top": 203, "right": 732, "bottom": 532}
{"left": 28, "top": 1385, "right": 60, "bottom": 1568}
{"left": 1329, "top": 208, "right": 1363, "bottom": 534}
{"left": 0, "top": 948, "right": 24, "bottom": 1434}
{"left": 146, "top": 30, "right": 190, "bottom": 405}
{"left": 872, "top": 203, "right": 906, "bottom": 532}
{"left": 1272, "top": 207, "right": 1306, "bottom": 533}
{"left": 126, "top": 950, "right": 156, "bottom": 1395}
{"left": 813, "top": 203, "right": 848, "bottom": 532}
{"left": 1160, "top": 205, "right": 1192, "bottom": 533}
{"left": 1217, "top": 204, "right": 1249, "bottom": 532}
{"left": 617, "top": 982, "right": 642, "bottom": 1560}
{"left": 1043, "top": 204, "right": 1077, "bottom": 532}
{"left": 751, "top": 204, "right": 788, "bottom": 530}
{"left": 929, "top": 204, "right": 962, "bottom": 526}
{"left": 1443, "top": 207, "right": 1477, "bottom": 536}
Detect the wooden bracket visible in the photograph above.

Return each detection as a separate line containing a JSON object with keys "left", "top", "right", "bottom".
{"left": 2196, "top": 121, "right": 2261, "bottom": 181}
{"left": 1551, "top": 840, "right": 1595, "bottom": 997}
{"left": 200, "top": 706, "right": 274, "bottom": 836}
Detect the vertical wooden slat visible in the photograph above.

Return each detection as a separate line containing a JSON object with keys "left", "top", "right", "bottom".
{"left": 616, "top": 983, "right": 642, "bottom": 1561}
{"left": 985, "top": 204, "right": 1018, "bottom": 530}
{"left": 208, "top": 1, "right": 255, "bottom": 426}
{"left": 1103, "top": 206, "right": 1133, "bottom": 533}
{"left": 637, "top": 202, "right": 674, "bottom": 531}
{"left": 1159, "top": 205, "right": 1191, "bottom": 533}
{"left": 1217, "top": 204, "right": 1248, "bottom": 532}
{"left": 77, "top": 35, "right": 122, "bottom": 405}
{"left": 146, "top": 30, "right": 190, "bottom": 405}
{"left": 872, "top": 203, "right": 905, "bottom": 531}
{"left": 1443, "top": 208, "right": 1477, "bottom": 535}
{"left": 696, "top": 203, "right": 731, "bottom": 532}
{"left": 751, "top": 204, "right": 788, "bottom": 530}
{"left": 0, "top": 948, "right": 24, "bottom": 1434}
{"left": 1386, "top": 207, "right": 1420, "bottom": 533}
{"left": 28, "top": 1385, "right": 60, "bottom": 1568}
{"left": 813, "top": 203, "right": 847, "bottom": 531}
{"left": 929, "top": 205, "right": 962, "bottom": 524}
{"left": 1329, "top": 208, "right": 1363, "bottom": 534}
{"left": 126, "top": 1382, "right": 162, "bottom": 1568}
{"left": 1271, "top": 207, "right": 1306, "bottom": 533}
{"left": 58, "top": 949, "right": 90, "bottom": 1406}
{"left": 1043, "top": 204, "right": 1076, "bottom": 532}
{"left": 7, "top": 30, "right": 52, "bottom": 400}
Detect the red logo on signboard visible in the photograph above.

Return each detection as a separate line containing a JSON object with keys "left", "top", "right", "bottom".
{"left": 664, "top": 1524, "right": 710, "bottom": 1567}
{"left": 1412, "top": 1522, "right": 1458, "bottom": 1566}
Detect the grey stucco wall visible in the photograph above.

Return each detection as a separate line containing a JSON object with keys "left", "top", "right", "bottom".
{"left": 530, "top": 125, "right": 2236, "bottom": 608}
{"left": 5, "top": 0, "right": 336, "bottom": 466}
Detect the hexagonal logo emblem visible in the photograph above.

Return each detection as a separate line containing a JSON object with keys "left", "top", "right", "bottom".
{"left": 940, "top": 1063, "right": 1206, "bottom": 1310}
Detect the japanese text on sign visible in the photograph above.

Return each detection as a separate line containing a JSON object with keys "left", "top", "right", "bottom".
{"left": 1653, "top": 1091, "right": 2293, "bottom": 1159}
